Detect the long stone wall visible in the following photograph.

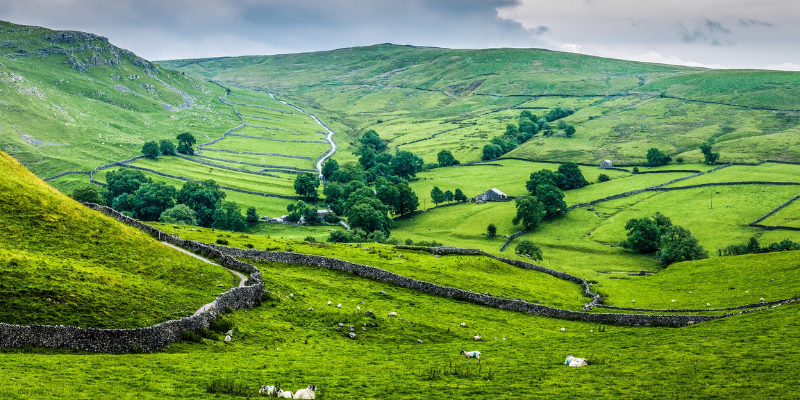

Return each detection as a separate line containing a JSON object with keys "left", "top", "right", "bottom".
{"left": 0, "top": 204, "right": 264, "bottom": 354}
{"left": 210, "top": 245, "right": 724, "bottom": 327}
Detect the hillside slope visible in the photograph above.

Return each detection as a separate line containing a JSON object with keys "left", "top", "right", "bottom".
{"left": 164, "top": 44, "right": 800, "bottom": 164}
{"left": 0, "top": 150, "right": 236, "bottom": 328}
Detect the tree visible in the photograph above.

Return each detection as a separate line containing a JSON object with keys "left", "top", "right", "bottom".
{"left": 564, "top": 125, "right": 576, "bottom": 137}
{"left": 394, "top": 183, "right": 419, "bottom": 216}
{"left": 357, "top": 146, "right": 377, "bottom": 170}
{"left": 177, "top": 180, "right": 226, "bottom": 227}
{"left": 534, "top": 184, "right": 567, "bottom": 218}
{"left": 294, "top": 173, "right": 321, "bottom": 200}
{"left": 598, "top": 174, "right": 610, "bottom": 183}
{"left": 646, "top": 148, "right": 672, "bottom": 166}
{"left": 511, "top": 196, "right": 545, "bottom": 230}
{"left": 159, "top": 139, "right": 176, "bottom": 156}
{"left": 246, "top": 207, "right": 259, "bottom": 223}
{"left": 544, "top": 107, "right": 574, "bottom": 122}
{"left": 105, "top": 168, "right": 150, "bottom": 205}
{"left": 141, "top": 140, "right": 159, "bottom": 159}
{"left": 444, "top": 190, "right": 454, "bottom": 203}
{"left": 437, "top": 150, "right": 458, "bottom": 167}
{"left": 620, "top": 212, "right": 673, "bottom": 254}
{"left": 159, "top": 204, "right": 197, "bottom": 225}
{"left": 346, "top": 197, "right": 392, "bottom": 235}
{"left": 454, "top": 188, "right": 467, "bottom": 202}
{"left": 212, "top": 202, "right": 247, "bottom": 232}
{"left": 71, "top": 185, "right": 104, "bottom": 205}
{"left": 321, "top": 159, "right": 339, "bottom": 180}
{"left": 557, "top": 162, "right": 589, "bottom": 190}
{"left": 487, "top": 224, "right": 497, "bottom": 237}
{"left": 176, "top": 132, "right": 196, "bottom": 155}
{"left": 430, "top": 186, "right": 445, "bottom": 206}
{"left": 700, "top": 141, "right": 720, "bottom": 165}
{"left": 390, "top": 151, "right": 424, "bottom": 179}
{"left": 658, "top": 226, "right": 708, "bottom": 264}
{"left": 482, "top": 144, "right": 503, "bottom": 160}
{"left": 132, "top": 181, "right": 177, "bottom": 221}
{"left": 526, "top": 169, "right": 556, "bottom": 195}
{"left": 360, "top": 129, "right": 386, "bottom": 153}
{"left": 515, "top": 239, "right": 543, "bottom": 261}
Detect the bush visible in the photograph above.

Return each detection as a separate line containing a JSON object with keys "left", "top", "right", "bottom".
{"left": 515, "top": 239, "right": 543, "bottom": 261}
{"left": 182, "top": 330, "right": 203, "bottom": 343}
{"left": 305, "top": 236, "right": 317, "bottom": 243}
{"left": 632, "top": 167, "right": 640, "bottom": 174}
{"left": 597, "top": 174, "right": 610, "bottom": 183}
{"left": 675, "top": 156, "right": 685, "bottom": 164}
{"left": 205, "top": 378, "right": 250, "bottom": 396}
{"left": 127, "top": 344, "right": 144, "bottom": 354}
{"left": 487, "top": 224, "right": 497, "bottom": 237}
{"left": 386, "top": 237, "right": 399, "bottom": 245}
{"left": 209, "top": 318, "right": 234, "bottom": 333}
{"left": 405, "top": 238, "right": 414, "bottom": 245}
{"left": 215, "top": 238, "right": 229, "bottom": 245}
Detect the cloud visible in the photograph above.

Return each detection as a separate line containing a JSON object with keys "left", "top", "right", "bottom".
{"left": 739, "top": 18, "right": 774, "bottom": 27}
{"left": 704, "top": 20, "right": 730, "bottom": 34}
{"left": 560, "top": 43, "right": 586, "bottom": 54}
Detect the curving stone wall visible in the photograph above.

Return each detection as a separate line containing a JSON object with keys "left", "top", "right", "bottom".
{"left": 43, "top": 170, "right": 90, "bottom": 182}
{"left": 0, "top": 204, "right": 263, "bottom": 354}
{"left": 173, "top": 154, "right": 281, "bottom": 178}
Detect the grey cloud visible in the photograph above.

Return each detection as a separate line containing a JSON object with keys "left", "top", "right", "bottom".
{"left": 739, "top": 18, "right": 774, "bottom": 27}
{"left": 704, "top": 20, "right": 730, "bottom": 34}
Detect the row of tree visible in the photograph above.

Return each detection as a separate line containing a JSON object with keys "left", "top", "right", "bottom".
{"left": 482, "top": 108, "right": 577, "bottom": 161}
{"left": 645, "top": 140, "right": 720, "bottom": 167}
{"left": 71, "top": 169, "right": 256, "bottom": 232}
{"left": 717, "top": 236, "right": 800, "bottom": 257}
{"left": 430, "top": 187, "right": 467, "bottom": 206}
{"left": 141, "top": 132, "right": 196, "bottom": 159}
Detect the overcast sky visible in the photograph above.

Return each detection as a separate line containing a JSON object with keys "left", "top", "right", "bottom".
{"left": 1, "top": 0, "right": 798, "bottom": 70}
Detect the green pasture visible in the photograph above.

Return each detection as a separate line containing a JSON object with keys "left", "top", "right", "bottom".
{"left": 234, "top": 124, "right": 327, "bottom": 142}
{"left": 664, "top": 162, "right": 800, "bottom": 187}
{"left": 204, "top": 135, "right": 330, "bottom": 159}
{"left": 200, "top": 152, "right": 316, "bottom": 170}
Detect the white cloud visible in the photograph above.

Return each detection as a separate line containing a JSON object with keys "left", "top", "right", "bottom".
{"left": 559, "top": 43, "right": 586, "bottom": 54}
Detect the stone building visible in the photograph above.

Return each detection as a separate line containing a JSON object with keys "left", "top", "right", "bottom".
{"left": 599, "top": 159, "right": 613, "bottom": 169}
{"left": 474, "top": 188, "right": 507, "bottom": 202}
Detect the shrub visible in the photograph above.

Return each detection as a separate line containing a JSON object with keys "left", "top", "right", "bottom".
{"left": 405, "top": 238, "right": 414, "bottom": 245}
{"left": 182, "top": 330, "right": 203, "bottom": 343}
{"left": 305, "top": 236, "right": 317, "bottom": 243}
{"left": 515, "top": 240, "right": 543, "bottom": 261}
{"left": 597, "top": 174, "right": 610, "bottom": 183}
{"left": 205, "top": 378, "right": 250, "bottom": 396}
{"left": 632, "top": 167, "right": 640, "bottom": 174}
{"left": 675, "top": 156, "right": 685, "bottom": 164}
{"left": 127, "top": 344, "right": 144, "bottom": 354}
{"left": 215, "top": 238, "right": 229, "bottom": 245}
{"left": 487, "top": 224, "right": 497, "bottom": 237}
{"left": 209, "top": 318, "right": 234, "bottom": 333}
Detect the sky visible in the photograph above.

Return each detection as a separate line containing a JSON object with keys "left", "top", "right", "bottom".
{"left": 1, "top": 0, "right": 798, "bottom": 70}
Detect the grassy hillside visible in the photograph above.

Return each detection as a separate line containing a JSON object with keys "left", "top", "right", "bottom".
{"left": 164, "top": 44, "right": 800, "bottom": 165}
{"left": 0, "top": 151, "right": 237, "bottom": 328}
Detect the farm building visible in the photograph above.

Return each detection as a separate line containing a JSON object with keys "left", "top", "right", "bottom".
{"left": 599, "top": 159, "right": 613, "bottom": 169}
{"left": 474, "top": 188, "right": 507, "bottom": 202}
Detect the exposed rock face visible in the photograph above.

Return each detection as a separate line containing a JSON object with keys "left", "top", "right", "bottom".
{"left": 44, "top": 31, "right": 108, "bottom": 44}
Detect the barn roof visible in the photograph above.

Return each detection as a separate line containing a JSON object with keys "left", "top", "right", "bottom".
{"left": 489, "top": 188, "right": 506, "bottom": 196}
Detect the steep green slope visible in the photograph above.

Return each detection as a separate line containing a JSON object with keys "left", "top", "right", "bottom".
{"left": 0, "top": 21, "right": 240, "bottom": 178}
{"left": 0, "top": 151, "right": 237, "bottom": 328}
{"left": 164, "top": 44, "right": 800, "bottom": 164}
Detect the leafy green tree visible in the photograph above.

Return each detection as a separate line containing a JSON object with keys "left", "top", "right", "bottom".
{"left": 212, "top": 202, "right": 247, "bottom": 232}
{"left": 394, "top": 183, "right": 419, "bottom": 216}
{"left": 105, "top": 168, "right": 150, "bottom": 205}
{"left": 430, "top": 186, "right": 445, "bottom": 206}
{"left": 357, "top": 146, "right": 377, "bottom": 170}
{"left": 176, "top": 132, "right": 196, "bottom": 155}
{"left": 515, "top": 239, "right": 543, "bottom": 261}
{"left": 454, "top": 188, "right": 467, "bottom": 202}
{"left": 246, "top": 207, "right": 259, "bottom": 223}
{"left": 658, "top": 226, "right": 708, "bottom": 264}
{"left": 511, "top": 196, "right": 546, "bottom": 230}
{"left": 487, "top": 224, "right": 497, "bottom": 237}
{"left": 321, "top": 159, "right": 339, "bottom": 180}
{"left": 437, "top": 150, "right": 458, "bottom": 167}
{"left": 71, "top": 185, "right": 105, "bottom": 205}
{"left": 557, "top": 162, "right": 589, "bottom": 190}
{"left": 505, "top": 124, "right": 519, "bottom": 137}
{"left": 376, "top": 181, "right": 400, "bottom": 212}
{"left": 544, "top": 107, "right": 574, "bottom": 122}
{"left": 534, "top": 184, "right": 567, "bottom": 218}
{"left": 177, "top": 180, "right": 226, "bottom": 227}
{"left": 700, "top": 141, "right": 720, "bottom": 165}
{"left": 620, "top": 212, "right": 673, "bottom": 253}
{"left": 159, "top": 204, "right": 197, "bottom": 225}
{"left": 597, "top": 174, "right": 610, "bottom": 183}
{"left": 360, "top": 129, "right": 386, "bottom": 153}
{"left": 346, "top": 197, "right": 392, "bottom": 235}
{"left": 141, "top": 140, "right": 160, "bottom": 159}
{"left": 159, "top": 139, "right": 176, "bottom": 156}
{"left": 132, "top": 181, "right": 177, "bottom": 221}
{"left": 111, "top": 193, "right": 136, "bottom": 215}
{"left": 444, "top": 190, "right": 454, "bottom": 203}
{"left": 482, "top": 144, "right": 503, "bottom": 160}
{"left": 519, "top": 110, "right": 534, "bottom": 121}
{"left": 564, "top": 125, "right": 576, "bottom": 137}
{"left": 294, "top": 173, "right": 321, "bottom": 200}
{"left": 646, "top": 148, "right": 672, "bottom": 166}
{"left": 390, "top": 151, "right": 424, "bottom": 179}
{"left": 526, "top": 169, "right": 557, "bottom": 195}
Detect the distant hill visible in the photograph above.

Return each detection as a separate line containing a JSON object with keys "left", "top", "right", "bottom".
{"left": 163, "top": 44, "right": 800, "bottom": 164}
{"left": 0, "top": 150, "right": 235, "bottom": 328}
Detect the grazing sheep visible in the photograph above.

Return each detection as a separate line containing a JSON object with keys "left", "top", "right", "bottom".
{"left": 460, "top": 322, "right": 467, "bottom": 327}
{"left": 337, "top": 304, "right": 342, "bottom": 308}
{"left": 289, "top": 293, "right": 294, "bottom": 298}
{"left": 226, "top": 330, "right": 233, "bottom": 336}
{"left": 632, "top": 300, "right": 635, "bottom": 303}
{"left": 473, "top": 334, "right": 482, "bottom": 340}
{"left": 461, "top": 350, "right": 481, "bottom": 364}
{"left": 276, "top": 388, "right": 293, "bottom": 398}
{"left": 388, "top": 311, "right": 397, "bottom": 317}
{"left": 294, "top": 385, "right": 317, "bottom": 399}
{"left": 224, "top": 335, "right": 231, "bottom": 343}
{"left": 560, "top": 328, "right": 565, "bottom": 332}
{"left": 760, "top": 297, "right": 766, "bottom": 302}
{"left": 707, "top": 303, "right": 711, "bottom": 307}
{"left": 565, "top": 354, "right": 588, "bottom": 367}
{"left": 357, "top": 306, "right": 361, "bottom": 311}
{"left": 671, "top": 300, "right": 676, "bottom": 303}
{"left": 259, "top": 385, "right": 276, "bottom": 395}
{"left": 327, "top": 301, "right": 332, "bottom": 306}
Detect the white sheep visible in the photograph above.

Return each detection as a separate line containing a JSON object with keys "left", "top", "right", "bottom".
{"left": 357, "top": 306, "right": 361, "bottom": 311}
{"left": 289, "top": 293, "right": 294, "bottom": 298}
{"left": 224, "top": 335, "right": 231, "bottom": 343}
{"left": 565, "top": 354, "right": 588, "bottom": 367}
{"left": 294, "top": 384, "right": 317, "bottom": 399}
{"left": 461, "top": 350, "right": 481, "bottom": 364}
{"left": 259, "top": 385, "right": 276, "bottom": 395}
{"left": 327, "top": 301, "right": 332, "bottom": 306}
{"left": 460, "top": 322, "right": 467, "bottom": 327}
{"left": 560, "top": 327, "right": 565, "bottom": 332}
{"left": 707, "top": 303, "right": 711, "bottom": 307}
{"left": 226, "top": 330, "right": 233, "bottom": 336}
{"left": 388, "top": 311, "right": 397, "bottom": 317}
{"left": 473, "top": 334, "right": 482, "bottom": 340}
{"left": 760, "top": 297, "right": 766, "bottom": 302}
{"left": 337, "top": 303, "right": 342, "bottom": 308}
{"left": 276, "top": 388, "right": 293, "bottom": 398}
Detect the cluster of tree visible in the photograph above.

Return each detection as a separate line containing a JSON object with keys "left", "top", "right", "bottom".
{"left": 328, "top": 228, "right": 388, "bottom": 244}
{"left": 437, "top": 150, "right": 460, "bottom": 167}
{"left": 620, "top": 212, "right": 708, "bottom": 264}
{"left": 515, "top": 239, "right": 543, "bottom": 261}
{"left": 717, "top": 237, "right": 800, "bottom": 257}
{"left": 700, "top": 140, "right": 720, "bottom": 165}
{"left": 510, "top": 163, "right": 590, "bottom": 232}
{"left": 430, "top": 186, "right": 467, "bottom": 206}
{"left": 646, "top": 148, "right": 672, "bottom": 167}
{"left": 140, "top": 132, "right": 195, "bottom": 159}
{"left": 526, "top": 163, "right": 589, "bottom": 192}
{"left": 597, "top": 174, "right": 611, "bottom": 183}
{"left": 73, "top": 168, "right": 255, "bottom": 232}
{"left": 352, "top": 130, "right": 424, "bottom": 182}
{"left": 482, "top": 109, "right": 578, "bottom": 161}
{"left": 284, "top": 200, "right": 326, "bottom": 225}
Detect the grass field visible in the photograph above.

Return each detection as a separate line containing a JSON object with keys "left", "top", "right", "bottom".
{"left": 0, "top": 151, "right": 237, "bottom": 328}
